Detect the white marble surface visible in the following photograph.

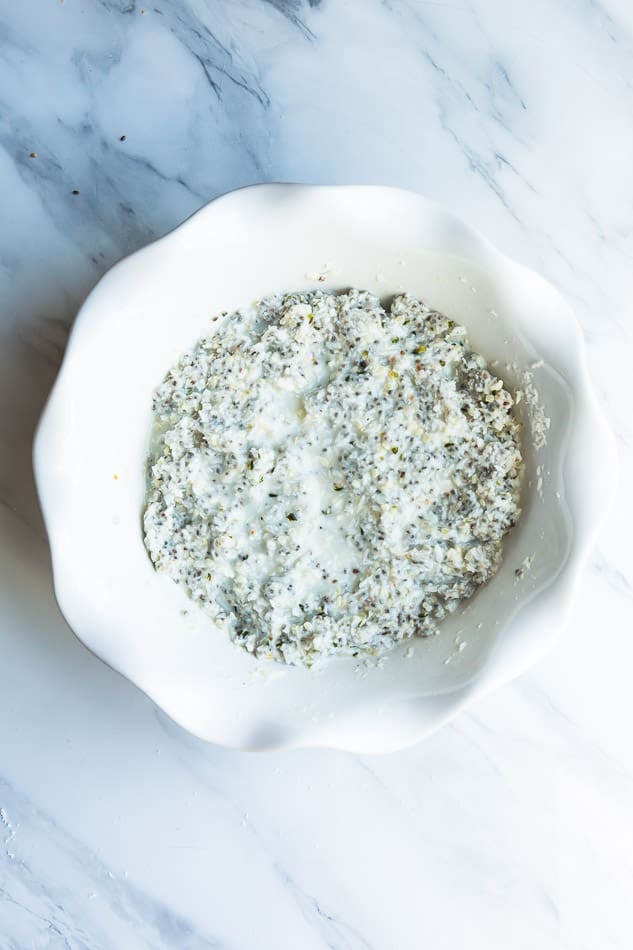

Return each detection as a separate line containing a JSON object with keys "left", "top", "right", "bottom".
{"left": 0, "top": 0, "right": 632, "bottom": 946}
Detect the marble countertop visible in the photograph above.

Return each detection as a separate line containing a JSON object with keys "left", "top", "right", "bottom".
{"left": 1, "top": 1, "right": 631, "bottom": 947}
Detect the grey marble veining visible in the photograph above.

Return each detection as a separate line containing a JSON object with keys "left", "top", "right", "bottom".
{"left": 1, "top": 1, "right": 632, "bottom": 947}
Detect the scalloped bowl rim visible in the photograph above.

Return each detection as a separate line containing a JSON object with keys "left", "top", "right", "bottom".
{"left": 33, "top": 184, "right": 616, "bottom": 753}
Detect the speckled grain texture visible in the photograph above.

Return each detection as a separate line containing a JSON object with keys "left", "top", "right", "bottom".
{"left": 144, "top": 290, "right": 522, "bottom": 664}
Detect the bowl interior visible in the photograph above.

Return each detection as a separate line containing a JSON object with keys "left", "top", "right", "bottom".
{"left": 38, "top": 185, "right": 576, "bottom": 750}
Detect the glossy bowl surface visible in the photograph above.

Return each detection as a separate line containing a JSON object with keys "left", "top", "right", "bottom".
{"left": 34, "top": 184, "right": 615, "bottom": 752}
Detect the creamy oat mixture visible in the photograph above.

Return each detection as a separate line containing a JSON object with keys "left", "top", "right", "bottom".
{"left": 143, "top": 290, "right": 523, "bottom": 666}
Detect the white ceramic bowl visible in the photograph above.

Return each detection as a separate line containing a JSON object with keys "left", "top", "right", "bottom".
{"left": 34, "top": 184, "right": 614, "bottom": 753}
